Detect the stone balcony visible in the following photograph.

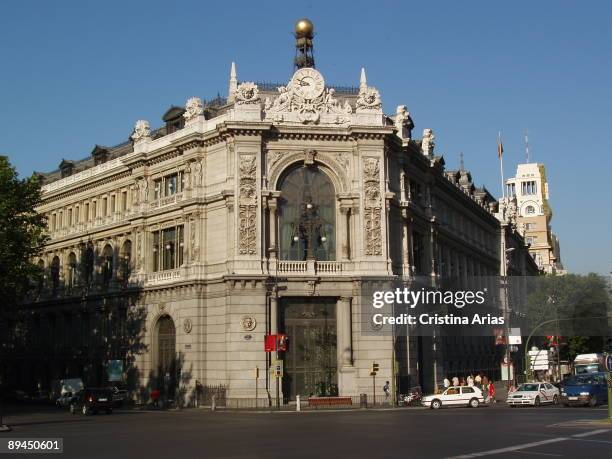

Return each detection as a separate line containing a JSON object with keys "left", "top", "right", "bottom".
{"left": 275, "top": 260, "right": 349, "bottom": 275}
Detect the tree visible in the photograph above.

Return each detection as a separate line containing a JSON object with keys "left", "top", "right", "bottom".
{"left": 0, "top": 156, "right": 47, "bottom": 315}
{"left": 522, "top": 273, "right": 611, "bottom": 358}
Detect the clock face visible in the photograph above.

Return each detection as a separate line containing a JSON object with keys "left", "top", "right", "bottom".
{"left": 292, "top": 68, "right": 325, "bottom": 99}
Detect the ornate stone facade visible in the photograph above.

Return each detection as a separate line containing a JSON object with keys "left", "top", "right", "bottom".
{"left": 238, "top": 155, "right": 257, "bottom": 255}
{"left": 9, "top": 36, "right": 539, "bottom": 406}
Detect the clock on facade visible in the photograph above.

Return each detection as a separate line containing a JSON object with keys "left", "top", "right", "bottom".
{"left": 291, "top": 68, "right": 325, "bottom": 100}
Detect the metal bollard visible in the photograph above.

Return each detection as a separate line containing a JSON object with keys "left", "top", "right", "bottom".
{"left": 296, "top": 395, "right": 301, "bottom": 412}
{"left": 211, "top": 394, "right": 216, "bottom": 412}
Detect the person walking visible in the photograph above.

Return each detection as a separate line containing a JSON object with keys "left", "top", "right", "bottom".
{"left": 383, "top": 381, "right": 390, "bottom": 400}
{"left": 452, "top": 376, "right": 459, "bottom": 387}
{"left": 475, "top": 373, "right": 482, "bottom": 386}
{"left": 443, "top": 377, "right": 450, "bottom": 389}
{"left": 467, "top": 375, "right": 474, "bottom": 387}
{"left": 488, "top": 382, "right": 496, "bottom": 404}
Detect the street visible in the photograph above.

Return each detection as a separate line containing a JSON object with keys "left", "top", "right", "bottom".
{"left": 2, "top": 404, "right": 612, "bottom": 458}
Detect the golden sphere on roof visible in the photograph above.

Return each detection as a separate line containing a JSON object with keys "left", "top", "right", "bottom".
{"left": 295, "top": 18, "right": 314, "bottom": 37}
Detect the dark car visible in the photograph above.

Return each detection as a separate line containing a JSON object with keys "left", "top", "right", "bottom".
{"left": 560, "top": 372, "right": 608, "bottom": 407}
{"left": 70, "top": 388, "right": 114, "bottom": 415}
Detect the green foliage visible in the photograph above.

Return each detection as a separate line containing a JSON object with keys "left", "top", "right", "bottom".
{"left": 0, "top": 156, "right": 48, "bottom": 314}
{"left": 523, "top": 273, "right": 611, "bottom": 342}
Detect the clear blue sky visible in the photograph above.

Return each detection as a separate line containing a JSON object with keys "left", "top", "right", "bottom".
{"left": 1, "top": 0, "right": 610, "bottom": 275}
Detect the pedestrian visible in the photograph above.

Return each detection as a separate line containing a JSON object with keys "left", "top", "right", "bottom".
{"left": 443, "top": 377, "right": 450, "bottom": 389}
{"left": 467, "top": 375, "right": 474, "bottom": 386}
{"left": 452, "top": 375, "right": 459, "bottom": 386}
{"left": 459, "top": 377, "right": 466, "bottom": 386}
{"left": 383, "top": 381, "right": 390, "bottom": 399}
{"left": 482, "top": 375, "right": 488, "bottom": 390}
{"left": 475, "top": 373, "right": 482, "bottom": 386}
{"left": 488, "top": 382, "right": 495, "bottom": 404}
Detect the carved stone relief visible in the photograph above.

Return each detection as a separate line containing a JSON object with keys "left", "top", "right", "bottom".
{"left": 363, "top": 157, "right": 382, "bottom": 256}
{"left": 238, "top": 155, "right": 257, "bottom": 255}
{"left": 183, "top": 97, "right": 204, "bottom": 122}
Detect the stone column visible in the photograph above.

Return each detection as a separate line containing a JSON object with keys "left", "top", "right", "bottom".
{"left": 270, "top": 294, "right": 278, "bottom": 335}
{"left": 268, "top": 196, "right": 278, "bottom": 259}
{"left": 339, "top": 207, "right": 350, "bottom": 260}
{"left": 401, "top": 207, "right": 412, "bottom": 276}
{"left": 337, "top": 296, "right": 355, "bottom": 395}
{"left": 336, "top": 297, "right": 352, "bottom": 367}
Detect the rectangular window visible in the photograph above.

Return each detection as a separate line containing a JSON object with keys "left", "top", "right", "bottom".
{"left": 506, "top": 183, "right": 516, "bottom": 197}
{"left": 92, "top": 201, "right": 97, "bottom": 219}
{"left": 85, "top": 203, "right": 89, "bottom": 221}
{"left": 152, "top": 225, "right": 184, "bottom": 272}
{"left": 110, "top": 195, "right": 116, "bottom": 214}
{"left": 75, "top": 206, "right": 79, "bottom": 224}
{"left": 103, "top": 197, "right": 108, "bottom": 216}
{"left": 521, "top": 180, "right": 537, "bottom": 195}
{"left": 122, "top": 191, "right": 128, "bottom": 211}
{"left": 153, "top": 172, "right": 184, "bottom": 201}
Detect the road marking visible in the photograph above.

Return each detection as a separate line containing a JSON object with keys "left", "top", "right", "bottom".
{"left": 448, "top": 429, "right": 610, "bottom": 458}
{"left": 510, "top": 451, "right": 562, "bottom": 456}
{"left": 571, "top": 428, "right": 610, "bottom": 438}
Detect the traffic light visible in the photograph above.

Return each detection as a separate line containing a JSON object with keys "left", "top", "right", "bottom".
{"left": 371, "top": 362, "right": 379, "bottom": 374}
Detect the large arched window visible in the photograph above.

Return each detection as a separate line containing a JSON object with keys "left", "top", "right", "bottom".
{"left": 278, "top": 165, "right": 335, "bottom": 261}
{"left": 101, "top": 244, "right": 113, "bottom": 287}
{"left": 50, "top": 256, "right": 60, "bottom": 292}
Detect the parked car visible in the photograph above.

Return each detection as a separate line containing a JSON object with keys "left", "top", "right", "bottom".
{"left": 560, "top": 372, "right": 608, "bottom": 407}
{"left": 107, "top": 384, "right": 129, "bottom": 406}
{"left": 421, "top": 386, "right": 485, "bottom": 409}
{"left": 70, "top": 388, "right": 114, "bottom": 415}
{"left": 506, "top": 382, "right": 559, "bottom": 407}
{"left": 56, "top": 391, "right": 79, "bottom": 407}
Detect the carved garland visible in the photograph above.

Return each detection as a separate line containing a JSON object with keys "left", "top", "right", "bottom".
{"left": 363, "top": 157, "right": 382, "bottom": 256}
{"left": 238, "top": 155, "right": 257, "bottom": 255}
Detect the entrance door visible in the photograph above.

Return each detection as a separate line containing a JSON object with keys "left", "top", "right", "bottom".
{"left": 157, "top": 316, "right": 177, "bottom": 398}
{"left": 280, "top": 297, "right": 337, "bottom": 400}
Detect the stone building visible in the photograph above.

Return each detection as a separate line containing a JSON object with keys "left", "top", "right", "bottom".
{"left": 6, "top": 20, "right": 538, "bottom": 403}
{"left": 501, "top": 162, "right": 564, "bottom": 274}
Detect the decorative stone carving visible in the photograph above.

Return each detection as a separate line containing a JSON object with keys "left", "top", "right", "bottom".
{"left": 131, "top": 120, "right": 151, "bottom": 143}
{"left": 137, "top": 178, "right": 148, "bottom": 203}
{"left": 363, "top": 158, "right": 382, "bottom": 256}
{"left": 193, "top": 159, "right": 203, "bottom": 188}
{"left": 183, "top": 318, "right": 193, "bottom": 334}
{"left": 395, "top": 105, "right": 414, "bottom": 140}
{"left": 235, "top": 82, "right": 260, "bottom": 105}
{"left": 421, "top": 128, "right": 435, "bottom": 156}
{"left": 264, "top": 69, "right": 352, "bottom": 125}
{"left": 238, "top": 155, "right": 257, "bottom": 255}
{"left": 356, "top": 86, "right": 382, "bottom": 112}
{"left": 267, "top": 152, "right": 283, "bottom": 170}
{"left": 240, "top": 315, "right": 257, "bottom": 331}
{"left": 190, "top": 217, "right": 199, "bottom": 263}
{"left": 304, "top": 149, "right": 317, "bottom": 165}
{"left": 183, "top": 97, "right": 204, "bottom": 122}
{"left": 506, "top": 197, "right": 518, "bottom": 230}
{"left": 337, "top": 153, "right": 350, "bottom": 171}
{"left": 183, "top": 162, "right": 192, "bottom": 190}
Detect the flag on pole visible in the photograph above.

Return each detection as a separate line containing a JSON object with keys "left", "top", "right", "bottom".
{"left": 497, "top": 134, "right": 504, "bottom": 159}
{"left": 498, "top": 131, "right": 505, "bottom": 199}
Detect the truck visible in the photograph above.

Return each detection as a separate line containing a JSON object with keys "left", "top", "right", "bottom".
{"left": 573, "top": 353, "right": 604, "bottom": 375}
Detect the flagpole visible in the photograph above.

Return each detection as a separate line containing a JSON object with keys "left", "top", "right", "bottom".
{"left": 498, "top": 131, "right": 505, "bottom": 199}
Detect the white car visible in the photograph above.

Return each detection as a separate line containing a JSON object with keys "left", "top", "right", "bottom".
{"left": 422, "top": 386, "right": 485, "bottom": 409}
{"left": 506, "top": 382, "right": 559, "bottom": 407}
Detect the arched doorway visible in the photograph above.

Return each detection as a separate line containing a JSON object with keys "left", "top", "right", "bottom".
{"left": 278, "top": 164, "right": 336, "bottom": 261}
{"left": 156, "top": 315, "right": 177, "bottom": 398}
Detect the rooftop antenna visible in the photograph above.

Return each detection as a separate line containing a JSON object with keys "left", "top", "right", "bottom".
{"left": 524, "top": 129, "right": 531, "bottom": 163}
{"left": 459, "top": 152, "right": 465, "bottom": 171}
